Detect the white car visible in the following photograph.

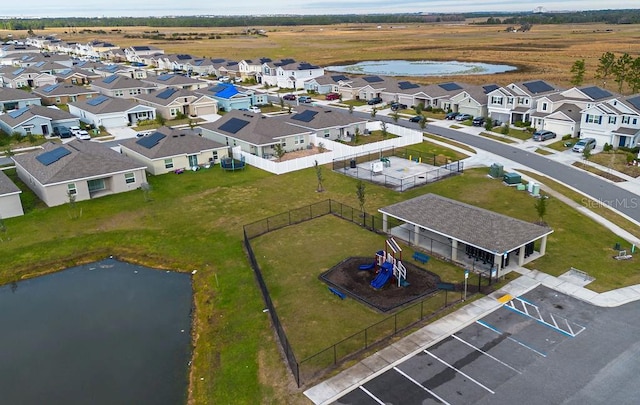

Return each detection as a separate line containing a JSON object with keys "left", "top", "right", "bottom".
{"left": 69, "top": 126, "right": 81, "bottom": 135}
{"left": 218, "top": 76, "right": 230, "bottom": 83}
{"left": 248, "top": 106, "right": 261, "bottom": 113}
{"left": 75, "top": 130, "right": 91, "bottom": 140}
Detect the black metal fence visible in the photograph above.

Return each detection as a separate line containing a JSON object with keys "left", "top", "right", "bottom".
{"left": 243, "top": 199, "right": 484, "bottom": 387}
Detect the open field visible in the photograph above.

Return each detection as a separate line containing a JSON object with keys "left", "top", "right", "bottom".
{"left": 3, "top": 22, "right": 640, "bottom": 88}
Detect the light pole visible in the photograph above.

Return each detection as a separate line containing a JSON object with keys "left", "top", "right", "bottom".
{"left": 464, "top": 269, "right": 469, "bottom": 301}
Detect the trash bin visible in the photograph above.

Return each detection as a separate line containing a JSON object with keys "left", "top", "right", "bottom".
{"left": 503, "top": 172, "right": 521, "bottom": 185}
{"left": 614, "top": 242, "right": 621, "bottom": 250}
{"left": 349, "top": 159, "right": 356, "bottom": 169}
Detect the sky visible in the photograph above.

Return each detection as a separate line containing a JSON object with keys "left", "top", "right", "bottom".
{"left": 1, "top": 0, "right": 639, "bottom": 18}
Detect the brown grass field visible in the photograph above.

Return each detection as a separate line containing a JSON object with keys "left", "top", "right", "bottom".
{"left": 3, "top": 21, "right": 640, "bottom": 89}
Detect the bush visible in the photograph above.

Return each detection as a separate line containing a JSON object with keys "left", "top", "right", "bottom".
{"left": 619, "top": 145, "right": 640, "bottom": 154}
{"left": 424, "top": 105, "right": 433, "bottom": 112}
{"left": 627, "top": 153, "right": 636, "bottom": 164}
{"left": 562, "top": 134, "right": 572, "bottom": 140}
{"left": 603, "top": 143, "right": 613, "bottom": 152}
{"left": 501, "top": 124, "right": 510, "bottom": 135}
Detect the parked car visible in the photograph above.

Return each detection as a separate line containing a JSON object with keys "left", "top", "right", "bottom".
{"left": 455, "top": 113, "right": 472, "bottom": 121}
{"left": 75, "top": 130, "right": 91, "bottom": 140}
{"left": 367, "top": 97, "right": 383, "bottom": 105}
{"left": 57, "top": 126, "right": 72, "bottom": 138}
{"left": 218, "top": 76, "right": 230, "bottom": 83}
{"left": 572, "top": 138, "right": 596, "bottom": 153}
{"left": 325, "top": 93, "right": 340, "bottom": 101}
{"left": 409, "top": 115, "right": 423, "bottom": 123}
{"left": 248, "top": 106, "right": 261, "bottom": 113}
{"left": 445, "top": 111, "right": 460, "bottom": 120}
{"left": 532, "top": 130, "right": 557, "bottom": 141}
{"left": 472, "top": 116, "right": 486, "bottom": 127}
{"left": 283, "top": 94, "right": 296, "bottom": 101}
{"left": 298, "top": 96, "right": 312, "bottom": 103}
{"left": 390, "top": 102, "right": 407, "bottom": 111}
{"left": 69, "top": 125, "right": 81, "bottom": 135}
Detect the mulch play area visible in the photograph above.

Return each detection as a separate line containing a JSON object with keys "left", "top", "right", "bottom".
{"left": 320, "top": 257, "right": 442, "bottom": 312}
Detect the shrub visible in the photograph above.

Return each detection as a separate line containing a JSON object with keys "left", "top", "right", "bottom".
{"left": 627, "top": 153, "right": 636, "bottom": 164}
{"left": 603, "top": 143, "right": 613, "bottom": 152}
{"left": 501, "top": 124, "right": 510, "bottom": 135}
{"left": 562, "top": 134, "right": 572, "bottom": 140}
{"left": 619, "top": 145, "right": 640, "bottom": 154}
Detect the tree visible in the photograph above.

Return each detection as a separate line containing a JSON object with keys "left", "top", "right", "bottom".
{"left": 419, "top": 116, "right": 427, "bottom": 131}
{"left": 582, "top": 142, "right": 593, "bottom": 161}
{"left": 613, "top": 53, "right": 633, "bottom": 93}
{"left": 596, "top": 51, "right": 616, "bottom": 87}
{"left": 314, "top": 160, "right": 324, "bottom": 192}
{"left": 353, "top": 127, "right": 360, "bottom": 144}
{"left": 534, "top": 195, "right": 549, "bottom": 225}
{"left": 391, "top": 110, "right": 399, "bottom": 123}
{"left": 279, "top": 97, "right": 284, "bottom": 109}
{"left": 370, "top": 106, "right": 377, "bottom": 118}
{"left": 627, "top": 56, "right": 640, "bottom": 94}
{"left": 570, "top": 59, "right": 586, "bottom": 86}
{"left": 381, "top": 121, "right": 388, "bottom": 138}
{"left": 274, "top": 144, "right": 285, "bottom": 161}
{"left": 415, "top": 102, "right": 424, "bottom": 115}
{"left": 348, "top": 104, "right": 354, "bottom": 114}
{"left": 155, "top": 114, "right": 165, "bottom": 126}
{"left": 356, "top": 180, "right": 366, "bottom": 213}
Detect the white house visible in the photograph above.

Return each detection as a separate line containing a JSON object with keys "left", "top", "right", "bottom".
{"left": 69, "top": 95, "right": 156, "bottom": 128}
{"left": 579, "top": 96, "right": 640, "bottom": 148}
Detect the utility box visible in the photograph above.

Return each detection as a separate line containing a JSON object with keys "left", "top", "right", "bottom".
{"left": 489, "top": 163, "right": 504, "bottom": 178}
{"left": 503, "top": 172, "right": 521, "bottom": 185}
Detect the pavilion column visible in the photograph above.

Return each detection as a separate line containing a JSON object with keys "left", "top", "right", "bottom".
{"left": 518, "top": 245, "right": 525, "bottom": 266}
{"left": 382, "top": 213, "right": 388, "bottom": 232}
{"left": 413, "top": 224, "right": 420, "bottom": 246}
{"left": 540, "top": 235, "right": 548, "bottom": 255}
{"left": 451, "top": 239, "right": 458, "bottom": 261}
{"left": 494, "top": 253, "right": 502, "bottom": 279}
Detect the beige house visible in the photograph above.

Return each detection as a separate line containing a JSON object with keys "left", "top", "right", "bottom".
{"left": 120, "top": 126, "right": 228, "bottom": 175}
{"left": 0, "top": 170, "right": 23, "bottom": 218}
{"left": 32, "top": 83, "right": 100, "bottom": 105}
{"left": 134, "top": 88, "right": 217, "bottom": 120}
{"left": 12, "top": 140, "right": 147, "bottom": 207}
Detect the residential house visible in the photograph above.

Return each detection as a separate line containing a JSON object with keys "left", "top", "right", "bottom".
{"left": 336, "top": 75, "right": 387, "bottom": 102}
{"left": 124, "top": 45, "right": 164, "bottom": 63}
{"left": 304, "top": 73, "right": 350, "bottom": 95}
{"left": 12, "top": 140, "right": 147, "bottom": 207}
{"left": 0, "top": 44, "right": 40, "bottom": 58}
{"left": 0, "top": 66, "right": 57, "bottom": 89}
{"left": 531, "top": 86, "right": 615, "bottom": 137}
{"left": 0, "top": 170, "right": 23, "bottom": 218}
{"left": 580, "top": 95, "right": 640, "bottom": 148}
{"left": 283, "top": 105, "right": 367, "bottom": 142}
{"left": 448, "top": 84, "right": 500, "bottom": 118}
{"left": 259, "top": 59, "right": 324, "bottom": 89}
{"left": 101, "top": 48, "right": 127, "bottom": 63}
{"left": 140, "top": 73, "right": 208, "bottom": 91}
{"left": 120, "top": 126, "right": 228, "bottom": 175}
{"left": 210, "top": 59, "right": 240, "bottom": 79}
{"left": 183, "top": 58, "right": 216, "bottom": 77}
{"left": 134, "top": 88, "right": 217, "bottom": 119}
{"left": 200, "top": 110, "right": 313, "bottom": 159}
{"left": 75, "top": 40, "right": 120, "bottom": 59}
{"left": 90, "top": 74, "right": 156, "bottom": 99}
{"left": 10, "top": 52, "right": 74, "bottom": 69}
{"left": 68, "top": 95, "right": 156, "bottom": 128}
{"left": 33, "top": 83, "right": 100, "bottom": 105}
{"left": 155, "top": 54, "right": 194, "bottom": 72}
{"left": 0, "top": 105, "right": 79, "bottom": 136}
{"left": 55, "top": 67, "right": 102, "bottom": 86}
{"left": 197, "top": 83, "right": 251, "bottom": 112}
{"left": 487, "top": 80, "right": 561, "bottom": 125}
{"left": 239, "top": 57, "right": 271, "bottom": 80}
{"left": 0, "top": 87, "right": 42, "bottom": 112}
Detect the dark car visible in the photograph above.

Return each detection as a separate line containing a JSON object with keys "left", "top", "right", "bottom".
{"left": 532, "top": 130, "right": 557, "bottom": 141}
{"left": 367, "top": 97, "right": 383, "bottom": 105}
{"left": 282, "top": 94, "right": 296, "bottom": 101}
{"left": 390, "top": 102, "right": 407, "bottom": 111}
{"left": 298, "top": 96, "right": 312, "bottom": 103}
{"left": 54, "top": 126, "right": 72, "bottom": 138}
{"left": 325, "top": 92, "right": 340, "bottom": 101}
{"left": 445, "top": 111, "right": 460, "bottom": 120}
{"left": 472, "top": 116, "right": 486, "bottom": 126}
{"left": 409, "top": 115, "right": 423, "bottom": 123}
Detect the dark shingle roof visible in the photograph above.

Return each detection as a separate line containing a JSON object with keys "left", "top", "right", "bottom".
{"left": 379, "top": 193, "right": 553, "bottom": 253}
{"left": 0, "top": 170, "right": 20, "bottom": 195}
{"left": 120, "top": 126, "right": 225, "bottom": 159}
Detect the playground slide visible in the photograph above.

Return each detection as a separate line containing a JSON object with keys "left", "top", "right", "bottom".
{"left": 359, "top": 262, "right": 376, "bottom": 271}
{"left": 371, "top": 263, "right": 393, "bottom": 289}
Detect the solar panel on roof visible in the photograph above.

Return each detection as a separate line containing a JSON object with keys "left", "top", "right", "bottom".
{"left": 259, "top": 57, "right": 272, "bottom": 63}
{"left": 211, "top": 58, "right": 225, "bottom": 63}
{"left": 331, "top": 75, "right": 349, "bottom": 82}
{"left": 439, "top": 82, "right": 463, "bottom": 91}
{"left": 483, "top": 84, "right": 499, "bottom": 93}
{"left": 12, "top": 68, "right": 25, "bottom": 75}
{"left": 103, "top": 75, "right": 118, "bottom": 84}
{"left": 627, "top": 96, "right": 640, "bottom": 111}
{"left": 219, "top": 117, "right": 250, "bottom": 134}
{"left": 86, "top": 95, "right": 109, "bottom": 106}
{"left": 35, "top": 146, "right": 71, "bottom": 166}
{"left": 398, "top": 81, "right": 419, "bottom": 90}
{"left": 136, "top": 132, "right": 166, "bottom": 149}
{"left": 581, "top": 86, "right": 612, "bottom": 100}
{"left": 41, "top": 84, "right": 59, "bottom": 93}
{"left": 35, "top": 61, "right": 45, "bottom": 67}
{"left": 7, "top": 107, "right": 29, "bottom": 119}
{"left": 157, "top": 74, "right": 172, "bottom": 81}
{"left": 363, "top": 76, "right": 383, "bottom": 83}
{"left": 523, "top": 80, "right": 554, "bottom": 94}
{"left": 156, "top": 88, "right": 177, "bottom": 100}
{"left": 176, "top": 54, "right": 192, "bottom": 60}
{"left": 291, "top": 110, "right": 318, "bottom": 123}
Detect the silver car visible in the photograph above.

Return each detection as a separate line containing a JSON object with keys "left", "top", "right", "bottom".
{"left": 572, "top": 138, "right": 596, "bottom": 153}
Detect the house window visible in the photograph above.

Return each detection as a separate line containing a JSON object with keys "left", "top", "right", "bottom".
{"left": 585, "top": 114, "right": 602, "bottom": 124}
{"left": 507, "top": 97, "right": 514, "bottom": 105}
{"left": 125, "top": 172, "right": 135, "bottom": 184}
{"left": 114, "top": 90, "right": 124, "bottom": 97}
{"left": 622, "top": 116, "right": 630, "bottom": 124}
{"left": 170, "top": 107, "right": 180, "bottom": 117}
{"left": 164, "top": 158, "right": 174, "bottom": 169}
{"left": 55, "top": 97, "right": 61, "bottom": 103}
{"left": 67, "top": 183, "right": 77, "bottom": 195}
{"left": 295, "top": 135, "right": 305, "bottom": 145}
{"left": 542, "top": 102, "right": 548, "bottom": 111}
{"left": 87, "top": 178, "right": 105, "bottom": 192}
{"left": 608, "top": 116, "right": 617, "bottom": 124}
{"left": 634, "top": 118, "right": 638, "bottom": 125}
{"left": 491, "top": 96, "right": 503, "bottom": 105}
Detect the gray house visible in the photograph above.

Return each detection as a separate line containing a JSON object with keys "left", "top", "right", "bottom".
{"left": 12, "top": 140, "right": 147, "bottom": 207}
{"left": 0, "top": 105, "right": 79, "bottom": 137}
{"left": 0, "top": 87, "right": 42, "bottom": 112}
{"left": 0, "top": 170, "right": 23, "bottom": 218}
{"left": 68, "top": 95, "right": 156, "bottom": 128}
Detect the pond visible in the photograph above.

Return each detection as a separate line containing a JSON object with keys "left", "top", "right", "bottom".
{"left": 326, "top": 60, "right": 517, "bottom": 76}
{"left": 0, "top": 259, "right": 193, "bottom": 405}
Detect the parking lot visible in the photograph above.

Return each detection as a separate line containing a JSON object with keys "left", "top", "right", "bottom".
{"left": 331, "top": 285, "right": 640, "bottom": 404}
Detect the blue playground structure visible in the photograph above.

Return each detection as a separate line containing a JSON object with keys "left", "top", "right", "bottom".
{"left": 370, "top": 262, "right": 393, "bottom": 289}
{"left": 221, "top": 156, "right": 246, "bottom": 171}
{"left": 370, "top": 238, "right": 408, "bottom": 290}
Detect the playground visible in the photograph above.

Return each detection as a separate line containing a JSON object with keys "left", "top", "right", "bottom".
{"left": 320, "top": 239, "right": 442, "bottom": 312}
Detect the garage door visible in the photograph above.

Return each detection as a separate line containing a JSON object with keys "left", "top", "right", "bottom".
{"left": 100, "top": 116, "right": 128, "bottom": 128}
{"left": 458, "top": 106, "right": 478, "bottom": 116}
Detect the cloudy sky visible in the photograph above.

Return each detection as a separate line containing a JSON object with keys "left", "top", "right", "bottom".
{"left": 2, "top": 1, "right": 639, "bottom": 17}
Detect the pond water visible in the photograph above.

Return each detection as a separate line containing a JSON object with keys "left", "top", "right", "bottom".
{"left": 0, "top": 259, "right": 193, "bottom": 405}
{"left": 326, "top": 59, "right": 517, "bottom": 76}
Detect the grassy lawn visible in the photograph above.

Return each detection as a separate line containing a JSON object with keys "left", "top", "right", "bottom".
{"left": 547, "top": 139, "right": 575, "bottom": 151}
{"left": 590, "top": 151, "right": 640, "bottom": 178}
{"left": 505, "top": 129, "right": 533, "bottom": 141}
{"left": 572, "top": 161, "right": 626, "bottom": 182}
{"left": 423, "top": 133, "right": 476, "bottom": 154}
{"left": 535, "top": 148, "right": 554, "bottom": 156}
{"left": 480, "top": 132, "right": 518, "bottom": 144}
{"left": 134, "top": 117, "right": 202, "bottom": 131}
{"left": 343, "top": 129, "right": 398, "bottom": 145}
{"left": 410, "top": 140, "right": 470, "bottom": 162}
{"left": 341, "top": 99, "right": 367, "bottom": 107}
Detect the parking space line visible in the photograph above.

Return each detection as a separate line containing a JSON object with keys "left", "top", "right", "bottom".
{"left": 359, "top": 386, "right": 386, "bottom": 405}
{"left": 476, "top": 320, "right": 547, "bottom": 358}
{"left": 451, "top": 334, "right": 522, "bottom": 374}
{"left": 393, "top": 367, "right": 451, "bottom": 404}
{"left": 423, "top": 350, "right": 496, "bottom": 394}
{"left": 503, "top": 297, "right": 585, "bottom": 338}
